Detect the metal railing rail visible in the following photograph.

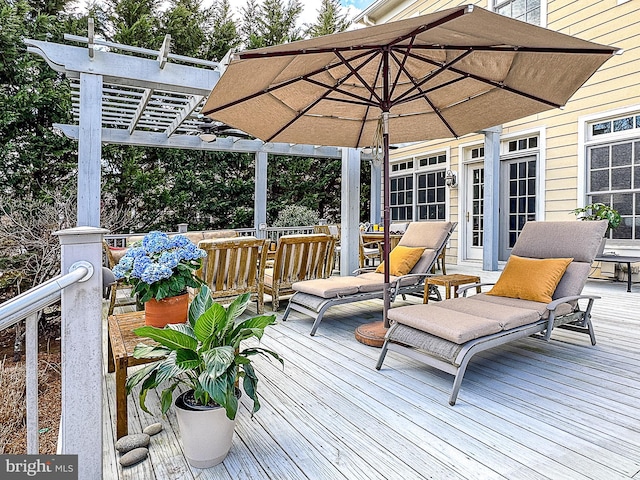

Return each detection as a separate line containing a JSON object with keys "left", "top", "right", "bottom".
{"left": 0, "top": 261, "right": 94, "bottom": 454}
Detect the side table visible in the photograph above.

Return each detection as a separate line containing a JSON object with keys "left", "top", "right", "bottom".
{"left": 107, "top": 311, "right": 157, "bottom": 439}
{"left": 424, "top": 274, "right": 481, "bottom": 303}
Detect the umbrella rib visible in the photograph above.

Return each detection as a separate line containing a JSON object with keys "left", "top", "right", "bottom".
{"left": 395, "top": 77, "right": 467, "bottom": 106}
{"left": 403, "top": 50, "right": 563, "bottom": 109}
{"left": 301, "top": 51, "right": 382, "bottom": 107}
{"left": 356, "top": 55, "right": 385, "bottom": 147}
{"left": 406, "top": 45, "right": 618, "bottom": 55}
{"left": 390, "top": 49, "right": 473, "bottom": 105}
{"left": 389, "top": 50, "right": 459, "bottom": 137}
{"left": 264, "top": 58, "right": 376, "bottom": 143}
{"left": 389, "top": 35, "right": 417, "bottom": 100}
{"left": 334, "top": 50, "right": 383, "bottom": 104}
{"left": 202, "top": 50, "right": 375, "bottom": 116}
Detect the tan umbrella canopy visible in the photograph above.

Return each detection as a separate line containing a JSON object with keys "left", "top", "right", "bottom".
{"left": 202, "top": 4, "right": 617, "bottom": 325}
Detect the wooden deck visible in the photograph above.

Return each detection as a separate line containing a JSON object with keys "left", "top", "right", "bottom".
{"left": 103, "top": 264, "right": 640, "bottom": 479}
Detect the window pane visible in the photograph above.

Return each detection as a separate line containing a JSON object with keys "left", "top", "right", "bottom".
{"left": 590, "top": 170, "right": 609, "bottom": 191}
{"left": 612, "top": 142, "right": 632, "bottom": 167}
{"left": 613, "top": 193, "right": 633, "bottom": 215}
{"left": 592, "top": 122, "right": 611, "bottom": 136}
{"left": 613, "top": 117, "right": 634, "bottom": 132}
{"left": 518, "top": 138, "right": 527, "bottom": 150}
{"left": 613, "top": 218, "right": 632, "bottom": 239}
{"left": 406, "top": 177, "right": 413, "bottom": 189}
{"left": 612, "top": 167, "right": 631, "bottom": 190}
{"left": 418, "top": 191, "right": 426, "bottom": 203}
{"left": 508, "top": 140, "right": 517, "bottom": 152}
{"left": 590, "top": 146, "right": 609, "bottom": 169}
{"left": 418, "top": 174, "right": 426, "bottom": 188}
{"left": 635, "top": 142, "right": 640, "bottom": 164}
{"left": 527, "top": 7, "right": 540, "bottom": 25}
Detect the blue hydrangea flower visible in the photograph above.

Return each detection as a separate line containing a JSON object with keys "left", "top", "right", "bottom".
{"left": 159, "top": 251, "right": 180, "bottom": 269}
{"left": 111, "top": 230, "right": 207, "bottom": 300}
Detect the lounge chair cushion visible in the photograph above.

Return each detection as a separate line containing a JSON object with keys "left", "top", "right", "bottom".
{"left": 389, "top": 296, "right": 548, "bottom": 344}
{"left": 375, "top": 246, "right": 425, "bottom": 276}
{"left": 389, "top": 304, "right": 504, "bottom": 344}
{"left": 487, "top": 255, "right": 573, "bottom": 303}
{"left": 471, "top": 293, "right": 573, "bottom": 318}
{"left": 291, "top": 277, "right": 360, "bottom": 297}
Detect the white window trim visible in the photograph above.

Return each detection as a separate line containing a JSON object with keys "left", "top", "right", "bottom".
{"left": 578, "top": 104, "right": 640, "bottom": 208}
{"left": 487, "top": 0, "right": 547, "bottom": 27}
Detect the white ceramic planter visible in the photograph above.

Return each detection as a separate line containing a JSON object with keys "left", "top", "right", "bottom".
{"left": 175, "top": 391, "right": 238, "bottom": 468}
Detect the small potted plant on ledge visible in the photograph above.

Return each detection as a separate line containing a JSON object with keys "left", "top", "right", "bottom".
{"left": 572, "top": 202, "right": 621, "bottom": 254}
{"left": 125, "top": 286, "right": 283, "bottom": 468}
{"left": 112, "top": 231, "right": 206, "bottom": 327}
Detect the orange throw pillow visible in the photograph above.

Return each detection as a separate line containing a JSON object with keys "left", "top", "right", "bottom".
{"left": 375, "top": 246, "right": 425, "bottom": 276}
{"left": 487, "top": 255, "right": 573, "bottom": 303}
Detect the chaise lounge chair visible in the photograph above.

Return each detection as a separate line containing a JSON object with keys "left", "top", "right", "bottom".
{"left": 283, "top": 221, "right": 456, "bottom": 335}
{"left": 376, "top": 220, "right": 608, "bottom": 406}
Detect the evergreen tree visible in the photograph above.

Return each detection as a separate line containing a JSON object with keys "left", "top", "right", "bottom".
{"left": 104, "top": 0, "right": 162, "bottom": 48}
{"left": 162, "top": 0, "right": 205, "bottom": 58}
{"left": 202, "top": 0, "right": 240, "bottom": 61}
{"left": 241, "top": 0, "right": 302, "bottom": 49}
{"left": 0, "top": 0, "right": 79, "bottom": 199}
{"left": 306, "top": 0, "right": 350, "bottom": 38}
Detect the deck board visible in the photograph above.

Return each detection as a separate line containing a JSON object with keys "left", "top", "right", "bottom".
{"left": 104, "top": 264, "right": 640, "bottom": 479}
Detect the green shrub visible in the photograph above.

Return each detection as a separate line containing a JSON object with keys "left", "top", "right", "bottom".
{"left": 272, "top": 205, "right": 320, "bottom": 227}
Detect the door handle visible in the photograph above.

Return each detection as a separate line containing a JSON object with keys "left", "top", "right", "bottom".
{"left": 466, "top": 211, "right": 470, "bottom": 222}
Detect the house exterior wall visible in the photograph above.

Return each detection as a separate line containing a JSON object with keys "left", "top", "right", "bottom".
{"left": 357, "top": 0, "right": 640, "bottom": 264}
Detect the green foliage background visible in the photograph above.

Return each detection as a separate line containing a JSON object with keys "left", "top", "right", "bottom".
{"left": 0, "top": 0, "right": 372, "bottom": 237}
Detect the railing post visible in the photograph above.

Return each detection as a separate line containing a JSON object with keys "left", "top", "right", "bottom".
{"left": 54, "top": 226, "right": 108, "bottom": 480}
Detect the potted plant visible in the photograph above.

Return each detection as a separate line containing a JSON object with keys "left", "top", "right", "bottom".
{"left": 125, "top": 285, "right": 282, "bottom": 468}
{"left": 572, "top": 202, "right": 621, "bottom": 254}
{"left": 112, "top": 231, "right": 206, "bottom": 327}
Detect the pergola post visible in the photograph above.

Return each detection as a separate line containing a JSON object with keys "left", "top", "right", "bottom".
{"left": 254, "top": 151, "right": 268, "bottom": 239}
{"left": 77, "top": 73, "right": 103, "bottom": 227}
{"left": 341, "top": 148, "right": 361, "bottom": 275}
{"left": 370, "top": 157, "right": 382, "bottom": 226}
{"left": 483, "top": 125, "right": 502, "bottom": 271}
{"left": 54, "top": 226, "right": 108, "bottom": 480}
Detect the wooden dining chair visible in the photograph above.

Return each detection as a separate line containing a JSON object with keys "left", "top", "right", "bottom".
{"left": 197, "top": 237, "right": 268, "bottom": 313}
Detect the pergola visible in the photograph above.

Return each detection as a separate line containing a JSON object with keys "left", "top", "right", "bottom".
{"left": 26, "top": 27, "right": 381, "bottom": 273}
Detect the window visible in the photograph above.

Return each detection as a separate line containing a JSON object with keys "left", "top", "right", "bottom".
{"left": 494, "top": 0, "right": 542, "bottom": 25}
{"left": 390, "top": 153, "right": 447, "bottom": 221}
{"left": 390, "top": 175, "right": 413, "bottom": 221}
{"left": 587, "top": 140, "right": 640, "bottom": 240}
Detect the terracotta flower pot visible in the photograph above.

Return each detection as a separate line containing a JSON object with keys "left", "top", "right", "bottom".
{"left": 144, "top": 293, "right": 189, "bottom": 328}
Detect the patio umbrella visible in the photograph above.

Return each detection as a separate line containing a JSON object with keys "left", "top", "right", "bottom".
{"left": 202, "top": 4, "right": 617, "bottom": 327}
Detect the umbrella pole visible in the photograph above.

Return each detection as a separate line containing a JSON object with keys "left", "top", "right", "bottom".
{"left": 382, "top": 111, "right": 391, "bottom": 329}
{"left": 353, "top": 114, "right": 391, "bottom": 347}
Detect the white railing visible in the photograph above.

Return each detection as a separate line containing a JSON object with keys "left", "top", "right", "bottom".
{"left": 0, "top": 261, "right": 93, "bottom": 454}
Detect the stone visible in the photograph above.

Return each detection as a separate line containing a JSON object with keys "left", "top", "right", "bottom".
{"left": 143, "top": 423, "right": 163, "bottom": 436}
{"left": 115, "top": 433, "right": 150, "bottom": 453}
{"left": 119, "top": 447, "right": 148, "bottom": 467}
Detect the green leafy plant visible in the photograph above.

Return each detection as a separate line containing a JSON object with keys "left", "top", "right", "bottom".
{"left": 572, "top": 203, "right": 621, "bottom": 231}
{"left": 125, "top": 286, "right": 283, "bottom": 419}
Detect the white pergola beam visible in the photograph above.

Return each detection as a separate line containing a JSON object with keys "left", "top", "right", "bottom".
{"left": 25, "top": 40, "right": 218, "bottom": 96}
{"left": 55, "top": 124, "right": 355, "bottom": 158}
